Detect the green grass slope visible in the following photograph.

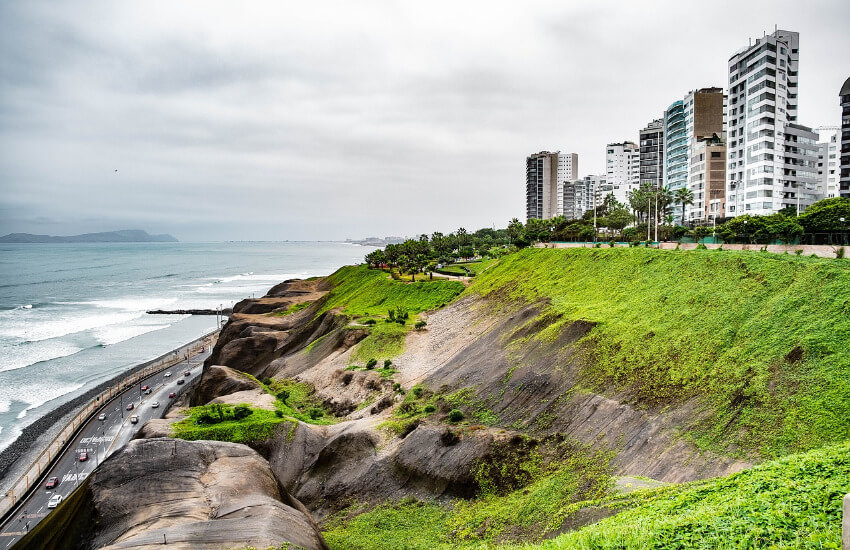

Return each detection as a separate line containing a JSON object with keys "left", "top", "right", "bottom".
{"left": 323, "top": 442, "right": 850, "bottom": 549}
{"left": 528, "top": 441, "right": 850, "bottom": 550}
{"left": 468, "top": 248, "right": 850, "bottom": 458}
{"left": 320, "top": 265, "right": 464, "bottom": 360}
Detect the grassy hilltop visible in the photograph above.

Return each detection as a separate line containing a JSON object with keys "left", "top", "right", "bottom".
{"left": 320, "top": 247, "right": 850, "bottom": 549}
{"left": 468, "top": 247, "right": 850, "bottom": 458}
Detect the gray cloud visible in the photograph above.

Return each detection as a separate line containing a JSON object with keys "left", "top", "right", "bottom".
{"left": 1, "top": 0, "right": 848, "bottom": 241}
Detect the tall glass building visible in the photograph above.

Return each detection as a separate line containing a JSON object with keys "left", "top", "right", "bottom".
{"left": 664, "top": 100, "right": 688, "bottom": 222}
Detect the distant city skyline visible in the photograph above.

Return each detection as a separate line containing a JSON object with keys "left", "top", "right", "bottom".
{"left": 1, "top": 1, "right": 847, "bottom": 240}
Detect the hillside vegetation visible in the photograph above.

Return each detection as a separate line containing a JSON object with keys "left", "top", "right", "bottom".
{"left": 468, "top": 248, "right": 850, "bottom": 458}
{"left": 324, "top": 441, "right": 850, "bottom": 549}
{"left": 321, "top": 266, "right": 464, "bottom": 360}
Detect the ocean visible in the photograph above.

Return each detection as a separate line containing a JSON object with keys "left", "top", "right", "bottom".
{"left": 0, "top": 241, "right": 374, "bottom": 451}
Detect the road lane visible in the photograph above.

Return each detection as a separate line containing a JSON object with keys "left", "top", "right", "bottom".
{"left": 0, "top": 350, "right": 209, "bottom": 547}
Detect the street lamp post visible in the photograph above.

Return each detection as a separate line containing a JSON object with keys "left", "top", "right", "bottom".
{"left": 841, "top": 217, "right": 846, "bottom": 246}
{"left": 743, "top": 219, "right": 748, "bottom": 245}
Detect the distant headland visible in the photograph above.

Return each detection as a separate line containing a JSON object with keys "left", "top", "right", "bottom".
{"left": 0, "top": 229, "right": 178, "bottom": 243}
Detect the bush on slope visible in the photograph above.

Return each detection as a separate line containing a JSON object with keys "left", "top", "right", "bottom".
{"left": 468, "top": 248, "right": 850, "bottom": 458}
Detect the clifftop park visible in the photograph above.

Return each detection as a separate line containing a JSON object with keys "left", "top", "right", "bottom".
{"left": 24, "top": 247, "right": 850, "bottom": 549}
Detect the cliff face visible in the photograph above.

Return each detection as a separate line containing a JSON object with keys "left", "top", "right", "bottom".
{"left": 187, "top": 272, "right": 750, "bottom": 522}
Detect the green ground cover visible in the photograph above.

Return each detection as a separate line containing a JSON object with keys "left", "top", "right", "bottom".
{"left": 468, "top": 248, "right": 850, "bottom": 458}
{"left": 321, "top": 266, "right": 464, "bottom": 359}
{"left": 272, "top": 301, "right": 312, "bottom": 316}
{"left": 171, "top": 404, "right": 290, "bottom": 444}
{"left": 267, "top": 378, "right": 338, "bottom": 425}
{"left": 528, "top": 440, "right": 850, "bottom": 550}
{"left": 322, "top": 441, "right": 850, "bottom": 549}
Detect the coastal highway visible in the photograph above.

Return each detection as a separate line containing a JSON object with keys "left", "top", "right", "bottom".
{"left": 0, "top": 350, "right": 209, "bottom": 547}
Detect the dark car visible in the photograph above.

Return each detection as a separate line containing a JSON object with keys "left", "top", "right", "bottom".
{"left": 45, "top": 476, "right": 59, "bottom": 489}
{"left": 183, "top": 371, "right": 191, "bottom": 377}
{"left": 168, "top": 392, "right": 176, "bottom": 398}
{"left": 126, "top": 403, "right": 134, "bottom": 411}
{"left": 141, "top": 385, "right": 150, "bottom": 391}
{"left": 176, "top": 379, "right": 185, "bottom": 385}
{"left": 79, "top": 451, "right": 88, "bottom": 462}
{"left": 144, "top": 388, "right": 152, "bottom": 395}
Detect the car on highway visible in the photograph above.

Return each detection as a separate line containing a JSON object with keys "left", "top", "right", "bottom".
{"left": 151, "top": 401, "right": 159, "bottom": 408}
{"left": 141, "top": 385, "right": 150, "bottom": 391}
{"left": 47, "top": 494, "right": 63, "bottom": 509}
{"left": 183, "top": 371, "right": 191, "bottom": 377}
{"left": 126, "top": 403, "right": 134, "bottom": 411}
{"left": 144, "top": 388, "right": 152, "bottom": 395}
{"left": 79, "top": 451, "right": 88, "bottom": 462}
{"left": 177, "top": 379, "right": 185, "bottom": 385}
{"left": 130, "top": 415, "right": 139, "bottom": 424}
{"left": 98, "top": 413, "right": 106, "bottom": 421}
{"left": 168, "top": 392, "right": 176, "bottom": 398}
{"left": 164, "top": 371, "right": 172, "bottom": 377}
{"left": 45, "top": 477, "right": 59, "bottom": 489}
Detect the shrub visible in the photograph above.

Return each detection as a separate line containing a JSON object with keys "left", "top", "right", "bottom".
{"left": 795, "top": 249, "right": 803, "bottom": 255}
{"left": 424, "top": 404, "right": 436, "bottom": 413}
{"left": 594, "top": 242, "right": 601, "bottom": 248}
{"left": 411, "top": 386, "right": 424, "bottom": 398}
{"left": 448, "top": 409, "right": 465, "bottom": 423}
{"left": 262, "top": 377, "right": 272, "bottom": 386}
{"left": 363, "top": 319, "right": 376, "bottom": 325}
{"left": 837, "top": 247, "right": 845, "bottom": 259}
{"left": 384, "top": 359, "right": 392, "bottom": 368}
{"left": 308, "top": 407, "right": 324, "bottom": 420}
{"left": 414, "top": 320, "right": 427, "bottom": 330}
{"left": 393, "top": 383, "right": 402, "bottom": 392}
{"left": 276, "top": 389, "right": 290, "bottom": 403}
{"left": 274, "top": 410, "right": 284, "bottom": 418}
{"left": 608, "top": 240, "right": 616, "bottom": 248}
{"left": 232, "top": 404, "right": 253, "bottom": 420}
{"left": 365, "top": 358, "right": 378, "bottom": 369}
{"left": 696, "top": 243, "right": 708, "bottom": 250}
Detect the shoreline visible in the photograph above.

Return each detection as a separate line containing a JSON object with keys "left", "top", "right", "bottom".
{"left": 0, "top": 331, "right": 215, "bottom": 495}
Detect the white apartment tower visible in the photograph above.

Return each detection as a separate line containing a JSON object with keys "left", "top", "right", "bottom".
{"left": 555, "top": 153, "right": 579, "bottom": 217}
{"left": 605, "top": 142, "right": 639, "bottom": 205}
{"left": 726, "top": 29, "right": 819, "bottom": 216}
{"left": 816, "top": 127, "right": 840, "bottom": 199}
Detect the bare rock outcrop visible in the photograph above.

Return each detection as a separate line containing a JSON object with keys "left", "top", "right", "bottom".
{"left": 190, "top": 364, "right": 262, "bottom": 406}
{"left": 87, "top": 438, "right": 328, "bottom": 550}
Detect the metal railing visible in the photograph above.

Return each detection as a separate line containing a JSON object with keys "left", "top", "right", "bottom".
{"left": 0, "top": 331, "right": 217, "bottom": 521}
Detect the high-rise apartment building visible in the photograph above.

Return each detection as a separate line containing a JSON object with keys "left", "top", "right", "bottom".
{"left": 663, "top": 101, "right": 687, "bottom": 194}
{"left": 816, "top": 127, "right": 840, "bottom": 199}
{"left": 563, "top": 175, "right": 600, "bottom": 220}
{"left": 725, "top": 29, "right": 819, "bottom": 215}
{"left": 665, "top": 88, "right": 726, "bottom": 223}
{"left": 526, "top": 151, "right": 558, "bottom": 221}
{"left": 841, "top": 77, "right": 850, "bottom": 197}
{"left": 639, "top": 119, "right": 664, "bottom": 189}
{"left": 555, "top": 153, "right": 579, "bottom": 216}
{"left": 688, "top": 134, "right": 727, "bottom": 221}
{"left": 525, "top": 151, "right": 579, "bottom": 221}
{"left": 605, "top": 142, "right": 639, "bottom": 205}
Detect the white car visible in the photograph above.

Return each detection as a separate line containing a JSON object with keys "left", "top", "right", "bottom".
{"left": 151, "top": 401, "right": 159, "bottom": 409}
{"left": 164, "top": 372, "right": 172, "bottom": 377}
{"left": 98, "top": 413, "right": 106, "bottom": 421}
{"left": 47, "top": 494, "right": 63, "bottom": 509}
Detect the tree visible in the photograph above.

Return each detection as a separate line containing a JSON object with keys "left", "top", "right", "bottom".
{"left": 364, "top": 249, "right": 386, "bottom": 268}
{"left": 456, "top": 227, "right": 469, "bottom": 248}
{"left": 506, "top": 218, "right": 524, "bottom": 244}
{"left": 674, "top": 187, "right": 695, "bottom": 226}
{"left": 798, "top": 197, "right": 850, "bottom": 232}
{"left": 601, "top": 205, "right": 633, "bottom": 234}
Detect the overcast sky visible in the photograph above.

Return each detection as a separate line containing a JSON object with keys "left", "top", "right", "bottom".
{"left": 1, "top": 1, "right": 848, "bottom": 241}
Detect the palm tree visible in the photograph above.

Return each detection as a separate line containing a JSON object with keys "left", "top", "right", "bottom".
{"left": 674, "top": 188, "right": 695, "bottom": 226}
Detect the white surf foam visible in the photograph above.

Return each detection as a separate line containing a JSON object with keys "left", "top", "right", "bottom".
{"left": 92, "top": 322, "right": 172, "bottom": 346}
{"left": 0, "top": 339, "right": 86, "bottom": 373}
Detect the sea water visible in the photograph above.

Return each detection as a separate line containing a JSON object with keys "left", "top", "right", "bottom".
{"left": 0, "top": 241, "right": 374, "bottom": 451}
